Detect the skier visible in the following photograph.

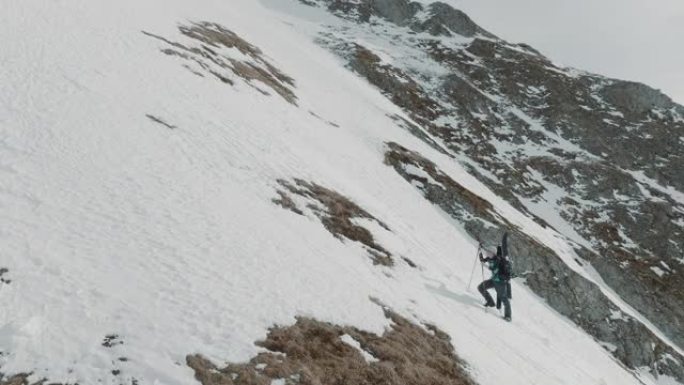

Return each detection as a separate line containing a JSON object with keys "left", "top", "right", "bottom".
{"left": 477, "top": 245, "right": 512, "bottom": 321}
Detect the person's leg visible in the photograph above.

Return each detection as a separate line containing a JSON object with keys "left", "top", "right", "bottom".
{"left": 478, "top": 279, "right": 495, "bottom": 306}
{"left": 495, "top": 282, "right": 511, "bottom": 319}
{"left": 507, "top": 281, "right": 512, "bottom": 299}
{"left": 503, "top": 296, "right": 511, "bottom": 319}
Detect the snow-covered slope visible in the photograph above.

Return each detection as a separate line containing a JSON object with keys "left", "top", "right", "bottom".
{"left": 0, "top": 1, "right": 679, "bottom": 385}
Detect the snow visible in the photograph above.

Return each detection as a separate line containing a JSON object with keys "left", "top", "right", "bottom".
{"left": 599, "top": 341, "right": 618, "bottom": 353}
{"left": 651, "top": 266, "right": 667, "bottom": 277}
{"left": 626, "top": 170, "right": 684, "bottom": 204}
{"left": 340, "top": 334, "right": 379, "bottom": 363}
{"left": 0, "top": 0, "right": 679, "bottom": 385}
{"left": 403, "top": 164, "right": 444, "bottom": 188}
{"left": 638, "top": 370, "right": 682, "bottom": 385}
{"left": 602, "top": 118, "right": 619, "bottom": 126}
{"left": 609, "top": 309, "right": 628, "bottom": 321}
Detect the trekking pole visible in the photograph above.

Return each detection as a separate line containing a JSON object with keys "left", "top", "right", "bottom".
{"left": 466, "top": 243, "right": 482, "bottom": 291}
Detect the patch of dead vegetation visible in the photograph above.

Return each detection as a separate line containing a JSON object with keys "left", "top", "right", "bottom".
{"left": 273, "top": 179, "right": 393, "bottom": 266}
{"left": 347, "top": 44, "right": 442, "bottom": 121}
{"left": 0, "top": 374, "right": 31, "bottom": 385}
{"left": 384, "top": 142, "right": 495, "bottom": 221}
{"left": 0, "top": 373, "right": 138, "bottom": 385}
{"left": 143, "top": 22, "right": 297, "bottom": 105}
{"left": 187, "top": 305, "right": 478, "bottom": 385}
{"left": 389, "top": 115, "right": 450, "bottom": 156}
{"left": 384, "top": 141, "right": 554, "bottom": 234}
{"left": 0, "top": 372, "right": 69, "bottom": 385}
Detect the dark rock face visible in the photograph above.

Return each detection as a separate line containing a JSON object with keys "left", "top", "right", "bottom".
{"left": 310, "top": 0, "right": 494, "bottom": 38}
{"left": 348, "top": 45, "right": 442, "bottom": 121}
{"left": 384, "top": 142, "right": 684, "bottom": 381}
{"left": 601, "top": 81, "right": 678, "bottom": 116}
{"left": 301, "top": 0, "right": 684, "bottom": 380}
{"left": 326, "top": 0, "right": 422, "bottom": 25}
{"left": 368, "top": 0, "right": 422, "bottom": 25}
{"left": 414, "top": 2, "right": 495, "bottom": 38}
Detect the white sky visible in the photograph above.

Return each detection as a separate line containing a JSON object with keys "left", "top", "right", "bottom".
{"left": 438, "top": 0, "right": 684, "bottom": 105}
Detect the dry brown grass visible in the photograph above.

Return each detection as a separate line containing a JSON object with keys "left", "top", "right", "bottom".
{"left": 384, "top": 142, "right": 495, "bottom": 219}
{"left": 273, "top": 179, "right": 394, "bottom": 266}
{"left": 350, "top": 45, "right": 442, "bottom": 121}
{"left": 0, "top": 374, "right": 30, "bottom": 385}
{"left": 187, "top": 306, "right": 478, "bottom": 385}
{"left": 143, "top": 22, "right": 297, "bottom": 105}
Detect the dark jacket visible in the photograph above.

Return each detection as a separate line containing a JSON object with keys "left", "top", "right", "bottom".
{"left": 480, "top": 253, "right": 511, "bottom": 283}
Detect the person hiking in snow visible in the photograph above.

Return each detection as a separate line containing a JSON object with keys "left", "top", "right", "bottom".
{"left": 477, "top": 245, "right": 512, "bottom": 321}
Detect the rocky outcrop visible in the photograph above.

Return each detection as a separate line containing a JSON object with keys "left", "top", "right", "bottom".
{"left": 600, "top": 81, "right": 679, "bottom": 116}
{"left": 325, "top": 0, "right": 422, "bottom": 25}
{"left": 413, "top": 2, "right": 495, "bottom": 38}
{"left": 309, "top": 0, "right": 494, "bottom": 38}
{"left": 301, "top": 0, "right": 684, "bottom": 364}
{"left": 384, "top": 141, "right": 684, "bottom": 381}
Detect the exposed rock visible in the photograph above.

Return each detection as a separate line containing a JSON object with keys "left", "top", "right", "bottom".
{"left": 600, "top": 81, "right": 676, "bottom": 116}
{"left": 314, "top": 0, "right": 494, "bottom": 38}
{"left": 306, "top": 1, "right": 684, "bottom": 361}
{"left": 412, "top": 2, "right": 495, "bottom": 38}
{"left": 325, "top": 0, "right": 422, "bottom": 25}
{"left": 0, "top": 268, "right": 10, "bottom": 285}
{"left": 347, "top": 44, "right": 442, "bottom": 121}
{"left": 102, "top": 334, "right": 124, "bottom": 348}
{"left": 384, "top": 141, "right": 684, "bottom": 381}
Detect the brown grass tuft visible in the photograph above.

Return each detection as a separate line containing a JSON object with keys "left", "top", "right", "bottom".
{"left": 143, "top": 22, "right": 297, "bottom": 105}
{"left": 187, "top": 308, "right": 478, "bottom": 385}
{"left": 384, "top": 142, "right": 494, "bottom": 219}
{"left": 273, "top": 179, "right": 393, "bottom": 266}
{"left": 0, "top": 374, "right": 30, "bottom": 385}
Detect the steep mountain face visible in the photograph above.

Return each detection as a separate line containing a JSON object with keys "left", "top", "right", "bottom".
{"left": 289, "top": 0, "right": 684, "bottom": 376}
{"left": 1, "top": 0, "right": 683, "bottom": 385}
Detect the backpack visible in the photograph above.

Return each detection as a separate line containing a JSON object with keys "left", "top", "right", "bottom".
{"left": 499, "top": 258, "right": 512, "bottom": 281}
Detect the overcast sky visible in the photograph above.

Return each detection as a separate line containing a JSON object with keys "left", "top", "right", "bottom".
{"left": 438, "top": 0, "right": 684, "bottom": 105}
